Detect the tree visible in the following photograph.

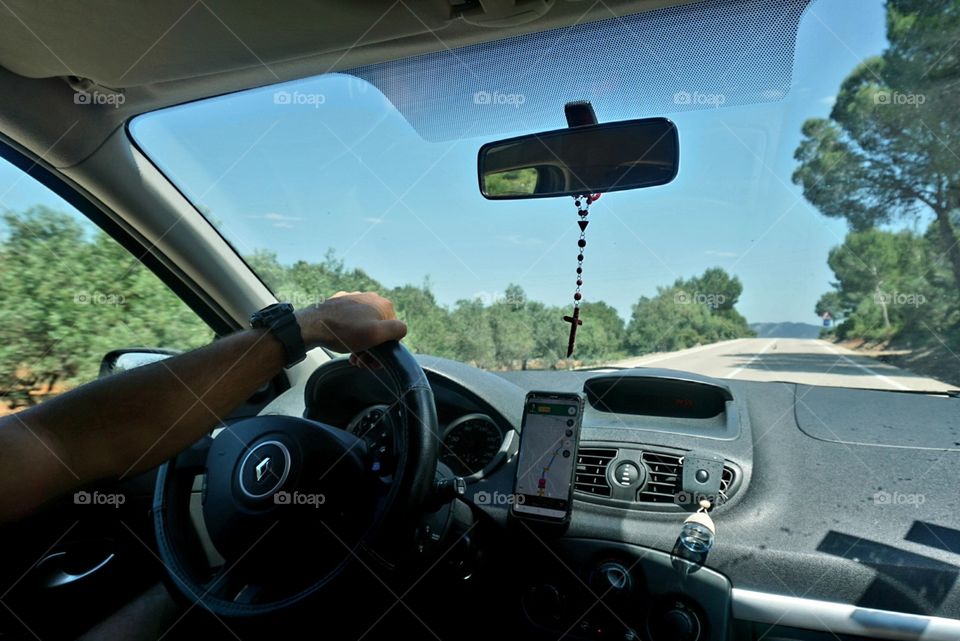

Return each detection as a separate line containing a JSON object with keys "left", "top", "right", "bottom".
{"left": 287, "top": 251, "right": 381, "bottom": 302}
{"left": 388, "top": 284, "right": 454, "bottom": 357}
{"left": 0, "top": 208, "right": 210, "bottom": 408}
{"left": 449, "top": 298, "right": 496, "bottom": 368}
{"left": 576, "top": 301, "right": 626, "bottom": 360}
{"left": 246, "top": 250, "right": 289, "bottom": 291}
{"left": 0, "top": 208, "right": 757, "bottom": 405}
{"left": 526, "top": 301, "right": 568, "bottom": 364}
{"left": 487, "top": 284, "right": 535, "bottom": 367}
{"left": 625, "top": 268, "right": 753, "bottom": 354}
{"left": 815, "top": 291, "right": 845, "bottom": 322}
{"left": 817, "top": 228, "right": 932, "bottom": 341}
{"left": 793, "top": 0, "right": 960, "bottom": 289}
{"left": 0, "top": 207, "right": 92, "bottom": 403}
{"left": 687, "top": 267, "right": 743, "bottom": 313}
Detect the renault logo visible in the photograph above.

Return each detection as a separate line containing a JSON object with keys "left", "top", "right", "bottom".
{"left": 238, "top": 441, "right": 290, "bottom": 499}
{"left": 255, "top": 457, "right": 271, "bottom": 482}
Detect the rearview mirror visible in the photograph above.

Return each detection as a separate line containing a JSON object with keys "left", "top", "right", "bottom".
{"left": 478, "top": 117, "right": 678, "bottom": 199}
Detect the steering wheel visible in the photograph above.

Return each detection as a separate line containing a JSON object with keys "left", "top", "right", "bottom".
{"left": 152, "top": 341, "right": 438, "bottom": 619}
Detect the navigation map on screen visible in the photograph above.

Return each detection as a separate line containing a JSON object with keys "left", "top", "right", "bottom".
{"left": 514, "top": 395, "right": 581, "bottom": 519}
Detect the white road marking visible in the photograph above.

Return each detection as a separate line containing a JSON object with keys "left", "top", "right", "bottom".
{"left": 623, "top": 338, "right": 748, "bottom": 367}
{"left": 725, "top": 339, "right": 778, "bottom": 379}
{"left": 816, "top": 341, "right": 911, "bottom": 391}
{"left": 600, "top": 337, "right": 952, "bottom": 391}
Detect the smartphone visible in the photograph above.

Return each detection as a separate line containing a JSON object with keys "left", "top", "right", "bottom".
{"left": 512, "top": 391, "right": 584, "bottom": 521}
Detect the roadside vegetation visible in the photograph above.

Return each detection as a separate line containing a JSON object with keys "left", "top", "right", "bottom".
{"left": 6, "top": 0, "right": 955, "bottom": 407}
{"left": 795, "top": 0, "right": 959, "bottom": 361}
{"left": 0, "top": 206, "right": 752, "bottom": 409}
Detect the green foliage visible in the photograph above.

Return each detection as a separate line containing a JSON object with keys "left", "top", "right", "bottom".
{"left": 624, "top": 269, "right": 754, "bottom": 353}
{"left": 0, "top": 207, "right": 756, "bottom": 406}
{"left": 792, "top": 0, "right": 960, "bottom": 287}
{"left": 573, "top": 301, "right": 626, "bottom": 360}
{"left": 249, "top": 255, "right": 669, "bottom": 369}
{"left": 487, "top": 291, "right": 537, "bottom": 366}
{"left": 815, "top": 291, "right": 844, "bottom": 322}
{"left": 390, "top": 284, "right": 456, "bottom": 357}
{"left": 484, "top": 168, "right": 538, "bottom": 197}
{"left": 0, "top": 207, "right": 212, "bottom": 408}
{"left": 820, "top": 226, "right": 959, "bottom": 347}
{"left": 448, "top": 298, "right": 497, "bottom": 368}
{"left": 798, "top": 0, "right": 960, "bottom": 352}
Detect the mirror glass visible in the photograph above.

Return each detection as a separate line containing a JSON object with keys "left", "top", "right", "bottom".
{"left": 99, "top": 349, "right": 178, "bottom": 377}
{"left": 478, "top": 118, "right": 679, "bottom": 199}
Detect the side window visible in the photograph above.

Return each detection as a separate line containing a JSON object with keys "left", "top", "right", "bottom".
{"left": 0, "top": 155, "right": 213, "bottom": 413}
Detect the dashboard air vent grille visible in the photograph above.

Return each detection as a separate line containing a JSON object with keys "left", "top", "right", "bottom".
{"left": 638, "top": 451, "right": 682, "bottom": 503}
{"left": 574, "top": 447, "right": 617, "bottom": 497}
{"left": 636, "top": 452, "right": 738, "bottom": 504}
{"left": 720, "top": 465, "right": 734, "bottom": 496}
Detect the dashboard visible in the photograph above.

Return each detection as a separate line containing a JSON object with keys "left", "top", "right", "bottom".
{"left": 299, "top": 354, "right": 960, "bottom": 641}
{"left": 304, "top": 356, "right": 520, "bottom": 483}
{"left": 345, "top": 404, "right": 507, "bottom": 478}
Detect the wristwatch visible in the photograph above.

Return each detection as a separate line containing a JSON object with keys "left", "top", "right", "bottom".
{"left": 250, "top": 303, "right": 306, "bottom": 368}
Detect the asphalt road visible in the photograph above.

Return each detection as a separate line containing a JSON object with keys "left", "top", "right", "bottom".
{"left": 607, "top": 338, "right": 955, "bottom": 392}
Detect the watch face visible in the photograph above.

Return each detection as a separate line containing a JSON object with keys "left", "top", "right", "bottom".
{"left": 264, "top": 303, "right": 293, "bottom": 316}
{"left": 250, "top": 303, "right": 306, "bottom": 367}
{"left": 251, "top": 303, "right": 294, "bottom": 327}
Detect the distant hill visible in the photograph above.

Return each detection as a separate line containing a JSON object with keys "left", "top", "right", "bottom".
{"left": 750, "top": 322, "right": 822, "bottom": 339}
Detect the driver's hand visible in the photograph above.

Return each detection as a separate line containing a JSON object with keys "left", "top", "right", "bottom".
{"left": 296, "top": 292, "right": 407, "bottom": 360}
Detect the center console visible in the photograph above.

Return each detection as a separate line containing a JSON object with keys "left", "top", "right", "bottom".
{"left": 516, "top": 538, "right": 732, "bottom": 641}
{"left": 505, "top": 374, "right": 742, "bottom": 640}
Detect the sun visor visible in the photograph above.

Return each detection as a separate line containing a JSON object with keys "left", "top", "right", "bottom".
{"left": 345, "top": 0, "right": 813, "bottom": 141}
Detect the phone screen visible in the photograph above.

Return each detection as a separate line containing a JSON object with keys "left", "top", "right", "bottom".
{"left": 512, "top": 393, "right": 583, "bottom": 521}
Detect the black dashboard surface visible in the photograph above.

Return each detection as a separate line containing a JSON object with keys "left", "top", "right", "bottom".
{"left": 436, "top": 360, "right": 960, "bottom": 619}
{"left": 795, "top": 384, "right": 960, "bottom": 449}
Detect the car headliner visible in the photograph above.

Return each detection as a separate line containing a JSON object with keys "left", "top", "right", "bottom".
{"left": 0, "top": 0, "right": 695, "bottom": 167}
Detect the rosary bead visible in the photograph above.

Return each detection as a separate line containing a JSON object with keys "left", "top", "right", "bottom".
{"left": 577, "top": 253, "right": 584, "bottom": 261}
{"left": 577, "top": 279, "right": 583, "bottom": 286}
{"left": 576, "top": 267, "right": 582, "bottom": 274}
{"left": 574, "top": 292, "right": 582, "bottom": 301}
{"left": 578, "top": 239, "right": 586, "bottom": 248}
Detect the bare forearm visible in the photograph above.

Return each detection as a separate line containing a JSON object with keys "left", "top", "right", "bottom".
{"left": 1, "top": 328, "right": 284, "bottom": 517}
{"left": 0, "top": 291, "right": 406, "bottom": 521}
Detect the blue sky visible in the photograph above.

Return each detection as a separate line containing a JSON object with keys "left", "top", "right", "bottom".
{"left": 2, "top": 0, "right": 898, "bottom": 325}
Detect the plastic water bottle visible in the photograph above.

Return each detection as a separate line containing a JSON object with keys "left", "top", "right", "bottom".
{"left": 679, "top": 520, "right": 715, "bottom": 553}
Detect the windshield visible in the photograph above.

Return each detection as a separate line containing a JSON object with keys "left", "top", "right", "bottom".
{"left": 131, "top": 0, "right": 959, "bottom": 393}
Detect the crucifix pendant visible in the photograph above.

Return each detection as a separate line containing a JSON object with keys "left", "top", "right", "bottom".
{"left": 562, "top": 193, "right": 598, "bottom": 359}
{"left": 563, "top": 306, "right": 582, "bottom": 357}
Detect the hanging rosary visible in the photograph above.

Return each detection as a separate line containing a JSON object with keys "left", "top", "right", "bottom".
{"left": 563, "top": 192, "right": 601, "bottom": 357}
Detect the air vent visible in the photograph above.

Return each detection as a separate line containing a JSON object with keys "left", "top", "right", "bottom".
{"left": 638, "top": 451, "right": 682, "bottom": 503}
{"left": 575, "top": 447, "right": 617, "bottom": 497}
{"left": 637, "top": 451, "right": 738, "bottom": 504}
{"left": 720, "top": 466, "right": 734, "bottom": 496}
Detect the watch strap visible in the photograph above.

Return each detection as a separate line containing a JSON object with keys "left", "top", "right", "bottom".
{"left": 250, "top": 303, "right": 307, "bottom": 368}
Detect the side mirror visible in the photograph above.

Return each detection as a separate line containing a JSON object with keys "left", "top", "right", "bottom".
{"left": 99, "top": 348, "right": 180, "bottom": 378}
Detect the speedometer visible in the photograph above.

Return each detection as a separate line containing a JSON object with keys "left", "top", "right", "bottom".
{"left": 440, "top": 414, "right": 503, "bottom": 477}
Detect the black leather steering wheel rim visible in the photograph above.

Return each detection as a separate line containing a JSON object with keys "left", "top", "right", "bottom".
{"left": 152, "top": 340, "right": 438, "bottom": 619}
